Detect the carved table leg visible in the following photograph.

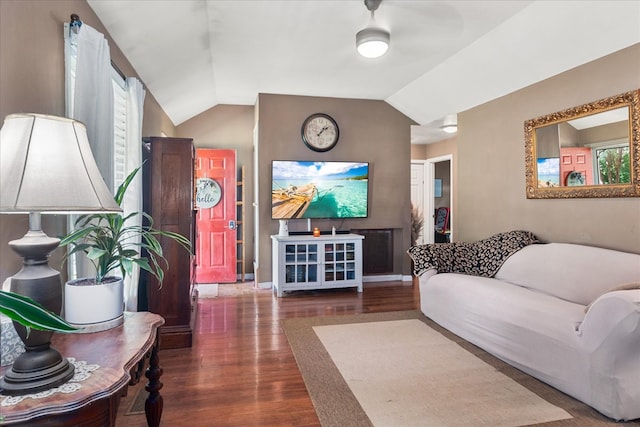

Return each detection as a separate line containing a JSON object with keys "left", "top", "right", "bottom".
{"left": 145, "top": 336, "right": 163, "bottom": 427}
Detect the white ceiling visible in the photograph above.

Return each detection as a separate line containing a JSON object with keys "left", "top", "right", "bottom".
{"left": 87, "top": 1, "right": 640, "bottom": 144}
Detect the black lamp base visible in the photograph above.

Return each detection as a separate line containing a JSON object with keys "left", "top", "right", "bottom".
{"left": 1, "top": 215, "right": 75, "bottom": 396}
{"left": 0, "top": 349, "right": 75, "bottom": 395}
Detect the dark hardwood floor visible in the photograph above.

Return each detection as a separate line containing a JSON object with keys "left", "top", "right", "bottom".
{"left": 116, "top": 280, "right": 419, "bottom": 426}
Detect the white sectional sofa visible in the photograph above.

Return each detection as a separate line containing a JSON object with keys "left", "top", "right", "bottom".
{"left": 409, "top": 236, "right": 640, "bottom": 421}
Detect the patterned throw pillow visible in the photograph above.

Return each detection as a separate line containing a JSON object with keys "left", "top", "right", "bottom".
{"left": 407, "top": 230, "right": 540, "bottom": 277}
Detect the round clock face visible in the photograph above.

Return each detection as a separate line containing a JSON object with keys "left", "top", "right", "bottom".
{"left": 565, "top": 171, "right": 585, "bottom": 186}
{"left": 195, "top": 177, "right": 222, "bottom": 209}
{"left": 301, "top": 113, "right": 339, "bottom": 152}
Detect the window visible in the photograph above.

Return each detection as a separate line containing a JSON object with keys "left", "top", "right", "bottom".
{"left": 112, "top": 68, "right": 127, "bottom": 188}
{"left": 594, "top": 144, "right": 630, "bottom": 185}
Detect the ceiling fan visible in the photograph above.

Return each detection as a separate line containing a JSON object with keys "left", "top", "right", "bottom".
{"left": 356, "top": 0, "right": 390, "bottom": 58}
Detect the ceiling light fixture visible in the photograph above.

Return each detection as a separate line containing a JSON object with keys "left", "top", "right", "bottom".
{"left": 441, "top": 124, "right": 458, "bottom": 134}
{"left": 356, "top": 0, "right": 390, "bottom": 59}
{"left": 440, "top": 114, "right": 458, "bottom": 134}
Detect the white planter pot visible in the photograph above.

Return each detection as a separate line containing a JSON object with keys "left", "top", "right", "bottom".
{"left": 64, "top": 277, "right": 124, "bottom": 331}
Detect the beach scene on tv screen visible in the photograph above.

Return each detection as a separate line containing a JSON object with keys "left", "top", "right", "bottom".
{"left": 272, "top": 161, "right": 369, "bottom": 219}
{"left": 537, "top": 158, "right": 560, "bottom": 187}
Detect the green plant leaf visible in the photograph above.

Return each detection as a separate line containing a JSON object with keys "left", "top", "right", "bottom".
{"left": 87, "top": 247, "right": 109, "bottom": 260}
{"left": 119, "top": 249, "right": 139, "bottom": 258}
{"left": 60, "top": 227, "right": 98, "bottom": 246}
{"left": 114, "top": 165, "right": 142, "bottom": 205}
{"left": 0, "top": 290, "right": 78, "bottom": 333}
{"left": 121, "top": 257, "right": 134, "bottom": 276}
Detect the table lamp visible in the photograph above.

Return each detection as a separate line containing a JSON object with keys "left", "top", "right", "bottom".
{"left": 0, "top": 113, "right": 121, "bottom": 395}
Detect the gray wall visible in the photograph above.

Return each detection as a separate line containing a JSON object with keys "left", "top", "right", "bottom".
{"left": 457, "top": 43, "right": 640, "bottom": 253}
{"left": 256, "top": 94, "right": 415, "bottom": 283}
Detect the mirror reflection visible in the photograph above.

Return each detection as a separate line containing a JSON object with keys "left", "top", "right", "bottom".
{"left": 525, "top": 89, "right": 640, "bottom": 199}
{"left": 535, "top": 106, "right": 629, "bottom": 187}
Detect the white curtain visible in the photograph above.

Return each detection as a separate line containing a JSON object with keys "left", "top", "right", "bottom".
{"left": 64, "top": 23, "right": 114, "bottom": 190}
{"left": 123, "top": 77, "right": 145, "bottom": 311}
{"left": 64, "top": 22, "right": 114, "bottom": 281}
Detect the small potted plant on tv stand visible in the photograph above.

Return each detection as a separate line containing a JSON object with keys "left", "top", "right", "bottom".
{"left": 60, "top": 165, "right": 191, "bottom": 331}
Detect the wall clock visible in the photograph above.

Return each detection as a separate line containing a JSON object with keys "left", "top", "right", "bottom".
{"left": 301, "top": 113, "right": 339, "bottom": 152}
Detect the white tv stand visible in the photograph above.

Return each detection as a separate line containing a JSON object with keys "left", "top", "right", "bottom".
{"left": 271, "top": 233, "right": 364, "bottom": 297}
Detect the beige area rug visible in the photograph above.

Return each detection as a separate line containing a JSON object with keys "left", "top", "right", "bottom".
{"left": 282, "top": 310, "right": 640, "bottom": 427}
{"left": 315, "top": 319, "right": 570, "bottom": 426}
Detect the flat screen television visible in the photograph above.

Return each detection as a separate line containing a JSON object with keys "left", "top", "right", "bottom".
{"left": 536, "top": 157, "right": 560, "bottom": 187}
{"left": 272, "top": 160, "right": 369, "bottom": 219}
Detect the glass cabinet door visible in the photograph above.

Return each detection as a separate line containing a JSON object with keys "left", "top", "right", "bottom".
{"left": 345, "top": 242, "right": 356, "bottom": 280}
{"left": 324, "top": 241, "right": 357, "bottom": 283}
{"left": 285, "top": 243, "right": 317, "bottom": 283}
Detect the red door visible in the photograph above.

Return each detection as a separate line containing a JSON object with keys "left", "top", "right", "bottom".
{"left": 560, "top": 147, "right": 593, "bottom": 186}
{"left": 195, "top": 149, "right": 237, "bottom": 283}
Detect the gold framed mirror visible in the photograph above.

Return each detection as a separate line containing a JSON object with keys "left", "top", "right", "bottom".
{"left": 525, "top": 89, "right": 639, "bottom": 198}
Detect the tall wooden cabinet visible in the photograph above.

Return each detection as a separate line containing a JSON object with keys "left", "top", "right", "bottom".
{"left": 141, "top": 137, "right": 195, "bottom": 349}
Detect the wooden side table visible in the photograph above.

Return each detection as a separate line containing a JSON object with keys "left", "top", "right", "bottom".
{"left": 0, "top": 311, "right": 164, "bottom": 426}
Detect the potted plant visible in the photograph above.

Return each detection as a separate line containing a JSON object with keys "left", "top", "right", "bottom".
{"left": 410, "top": 203, "right": 424, "bottom": 246}
{"left": 59, "top": 165, "right": 191, "bottom": 328}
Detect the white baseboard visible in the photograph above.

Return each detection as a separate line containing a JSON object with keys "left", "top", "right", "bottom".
{"left": 363, "top": 274, "right": 413, "bottom": 282}
{"left": 257, "top": 281, "right": 272, "bottom": 290}
{"left": 363, "top": 274, "right": 403, "bottom": 282}
{"left": 257, "top": 275, "right": 412, "bottom": 290}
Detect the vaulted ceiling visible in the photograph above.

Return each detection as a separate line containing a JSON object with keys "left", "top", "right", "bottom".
{"left": 87, "top": 1, "right": 640, "bottom": 143}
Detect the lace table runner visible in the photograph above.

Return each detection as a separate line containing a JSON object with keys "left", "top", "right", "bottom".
{"left": 1, "top": 358, "right": 99, "bottom": 406}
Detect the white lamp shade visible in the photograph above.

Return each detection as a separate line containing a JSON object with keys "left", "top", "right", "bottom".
{"left": 356, "top": 27, "right": 390, "bottom": 58}
{"left": 0, "top": 113, "right": 121, "bottom": 213}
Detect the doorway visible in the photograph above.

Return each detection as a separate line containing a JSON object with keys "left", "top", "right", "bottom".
{"left": 194, "top": 149, "right": 237, "bottom": 283}
{"left": 410, "top": 155, "right": 453, "bottom": 244}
